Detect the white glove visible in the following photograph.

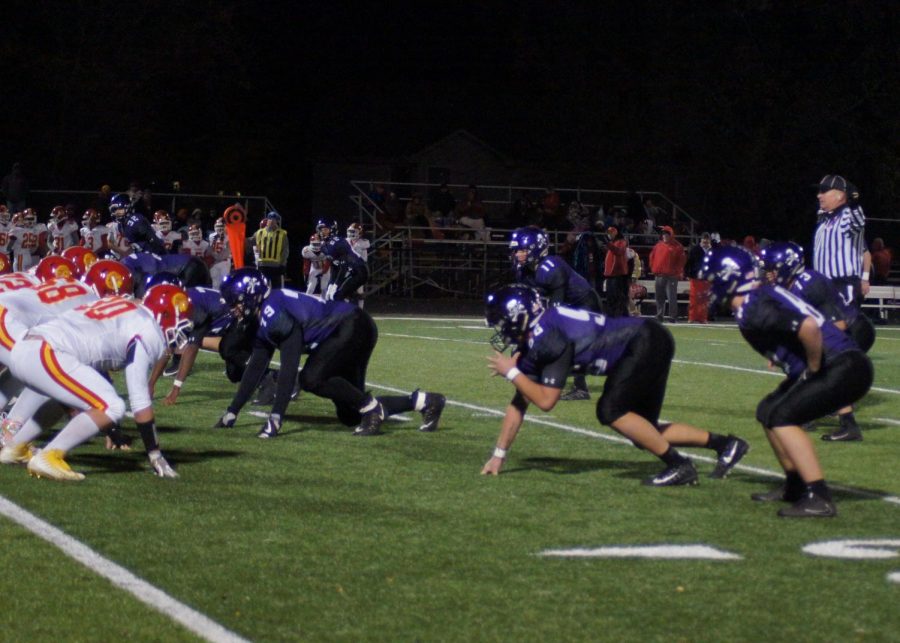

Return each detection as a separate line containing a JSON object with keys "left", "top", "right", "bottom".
{"left": 325, "top": 283, "right": 338, "bottom": 301}
{"left": 149, "top": 451, "right": 178, "bottom": 478}
{"left": 214, "top": 411, "right": 237, "bottom": 428}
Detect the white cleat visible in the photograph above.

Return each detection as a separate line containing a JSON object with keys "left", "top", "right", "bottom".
{"left": 0, "top": 442, "right": 35, "bottom": 465}
{"left": 27, "top": 449, "right": 85, "bottom": 481}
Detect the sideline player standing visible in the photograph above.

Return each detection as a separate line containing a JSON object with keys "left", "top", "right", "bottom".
{"left": 481, "top": 284, "right": 748, "bottom": 486}
{"left": 700, "top": 246, "right": 873, "bottom": 517}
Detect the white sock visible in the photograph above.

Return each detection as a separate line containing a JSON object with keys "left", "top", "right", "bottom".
{"left": 44, "top": 414, "right": 101, "bottom": 453}
{"left": 7, "top": 418, "right": 43, "bottom": 447}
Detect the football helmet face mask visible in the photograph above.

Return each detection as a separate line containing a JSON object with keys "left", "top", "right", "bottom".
{"left": 346, "top": 223, "right": 362, "bottom": 240}
{"left": 143, "top": 284, "right": 194, "bottom": 351}
{"left": 22, "top": 209, "right": 37, "bottom": 228}
{"left": 309, "top": 234, "right": 322, "bottom": 251}
{"left": 84, "top": 259, "right": 134, "bottom": 297}
{"left": 61, "top": 246, "right": 98, "bottom": 278}
{"left": 315, "top": 218, "right": 338, "bottom": 241}
{"left": 699, "top": 246, "right": 760, "bottom": 307}
{"left": 484, "top": 285, "right": 545, "bottom": 353}
{"left": 156, "top": 213, "right": 172, "bottom": 233}
{"left": 759, "top": 242, "right": 804, "bottom": 287}
{"left": 109, "top": 193, "right": 132, "bottom": 219}
{"left": 213, "top": 218, "right": 225, "bottom": 236}
{"left": 51, "top": 205, "right": 68, "bottom": 223}
{"left": 509, "top": 227, "right": 549, "bottom": 271}
{"left": 221, "top": 268, "right": 270, "bottom": 320}
{"left": 35, "top": 256, "right": 77, "bottom": 282}
{"left": 188, "top": 224, "right": 202, "bottom": 242}
{"left": 82, "top": 208, "right": 101, "bottom": 228}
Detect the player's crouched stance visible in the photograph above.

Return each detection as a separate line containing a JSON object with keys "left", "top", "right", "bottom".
{"left": 0, "top": 284, "right": 193, "bottom": 481}
{"left": 699, "top": 247, "right": 873, "bottom": 518}
{"left": 213, "top": 268, "right": 445, "bottom": 438}
{"left": 481, "top": 285, "right": 749, "bottom": 486}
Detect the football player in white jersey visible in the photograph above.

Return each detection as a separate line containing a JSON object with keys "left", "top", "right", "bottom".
{"left": 181, "top": 224, "right": 212, "bottom": 263}
{"left": 301, "top": 233, "right": 331, "bottom": 296}
{"left": 8, "top": 209, "right": 48, "bottom": 271}
{"left": 346, "top": 222, "right": 370, "bottom": 307}
{"left": 0, "top": 284, "right": 193, "bottom": 481}
{"left": 0, "top": 206, "right": 12, "bottom": 253}
{"left": 79, "top": 208, "right": 110, "bottom": 255}
{"left": 207, "top": 217, "right": 231, "bottom": 288}
{"left": 47, "top": 205, "right": 80, "bottom": 254}
{"left": 153, "top": 210, "right": 182, "bottom": 253}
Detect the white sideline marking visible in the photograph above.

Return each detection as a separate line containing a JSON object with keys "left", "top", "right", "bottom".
{"left": 0, "top": 496, "right": 249, "bottom": 643}
{"left": 888, "top": 572, "right": 900, "bottom": 584}
{"left": 875, "top": 417, "right": 900, "bottom": 426}
{"left": 367, "top": 383, "right": 900, "bottom": 508}
{"left": 802, "top": 539, "right": 900, "bottom": 560}
{"left": 538, "top": 545, "right": 742, "bottom": 560}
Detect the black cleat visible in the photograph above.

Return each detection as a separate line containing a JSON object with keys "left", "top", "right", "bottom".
{"left": 821, "top": 425, "right": 863, "bottom": 442}
{"left": 751, "top": 484, "right": 798, "bottom": 503}
{"left": 353, "top": 403, "right": 385, "bottom": 437}
{"left": 163, "top": 354, "right": 181, "bottom": 377}
{"left": 709, "top": 435, "right": 750, "bottom": 479}
{"left": 559, "top": 388, "right": 590, "bottom": 401}
{"left": 418, "top": 392, "right": 446, "bottom": 432}
{"left": 642, "top": 460, "right": 698, "bottom": 487}
{"left": 777, "top": 492, "right": 837, "bottom": 518}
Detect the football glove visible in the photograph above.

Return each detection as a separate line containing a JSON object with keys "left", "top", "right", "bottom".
{"left": 257, "top": 413, "right": 281, "bottom": 439}
{"left": 148, "top": 451, "right": 178, "bottom": 478}
{"left": 214, "top": 411, "right": 237, "bottom": 428}
{"left": 324, "top": 283, "right": 338, "bottom": 301}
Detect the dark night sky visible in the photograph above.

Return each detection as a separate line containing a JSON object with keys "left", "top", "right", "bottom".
{"left": 4, "top": 1, "right": 899, "bottom": 241}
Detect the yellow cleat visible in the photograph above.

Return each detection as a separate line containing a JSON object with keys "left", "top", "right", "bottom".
{"left": 0, "top": 442, "right": 35, "bottom": 465}
{"left": 27, "top": 449, "right": 85, "bottom": 481}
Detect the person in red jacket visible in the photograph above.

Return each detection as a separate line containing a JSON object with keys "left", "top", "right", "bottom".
{"left": 603, "top": 226, "right": 630, "bottom": 317}
{"left": 649, "top": 225, "right": 686, "bottom": 322}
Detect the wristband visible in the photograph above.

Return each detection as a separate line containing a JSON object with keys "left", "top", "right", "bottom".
{"left": 493, "top": 447, "right": 508, "bottom": 459}
{"left": 505, "top": 367, "right": 521, "bottom": 382}
{"left": 861, "top": 271, "right": 869, "bottom": 281}
{"left": 173, "top": 379, "right": 184, "bottom": 388}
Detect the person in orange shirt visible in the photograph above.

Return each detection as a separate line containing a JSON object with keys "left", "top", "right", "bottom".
{"left": 686, "top": 232, "right": 713, "bottom": 322}
{"left": 603, "top": 226, "right": 630, "bottom": 317}
{"left": 648, "top": 226, "right": 686, "bottom": 322}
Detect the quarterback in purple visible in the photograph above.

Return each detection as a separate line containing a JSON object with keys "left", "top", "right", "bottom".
{"left": 482, "top": 285, "right": 748, "bottom": 487}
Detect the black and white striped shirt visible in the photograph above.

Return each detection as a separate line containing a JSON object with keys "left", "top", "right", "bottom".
{"left": 813, "top": 205, "right": 865, "bottom": 279}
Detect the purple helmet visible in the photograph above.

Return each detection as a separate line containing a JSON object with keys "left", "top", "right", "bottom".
{"left": 220, "top": 268, "right": 270, "bottom": 319}
{"left": 108, "top": 193, "right": 132, "bottom": 218}
{"left": 144, "top": 271, "right": 184, "bottom": 291}
{"left": 315, "top": 218, "right": 338, "bottom": 241}
{"left": 759, "top": 242, "right": 805, "bottom": 286}
{"left": 699, "top": 246, "right": 760, "bottom": 305}
{"left": 509, "top": 227, "right": 549, "bottom": 271}
{"left": 485, "top": 284, "right": 545, "bottom": 352}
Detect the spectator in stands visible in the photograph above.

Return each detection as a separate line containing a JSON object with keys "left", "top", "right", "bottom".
{"left": 541, "top": 188, "right": 560, "bottom": 217}
{"left": 405, "top": 193, "right": 431, "bottom": 228}
{"left": 1, "top": 162, "right": 28, "bottom": 213}
{"left": 430, "top": 183, "right": 456, "bottom": 227}
{"left": 686, "top": 232, "right": 713, "bottom": 323}
{"left": 603, "top": 226, "right": 630, "bottom": 317}
{"left": 457, "top": 185, "right": 487, "bottom": 240}
{"left": 368, "top": 183, "right": 389, "bottom": 211}
{"left": 507, "top": 191, "right": 534, "bottom": 227}
{"left": 870, "top": 238, "right": 892, "bottom": 285}
{"left": 649, "top": 225, "right": 686, "bottom": 323}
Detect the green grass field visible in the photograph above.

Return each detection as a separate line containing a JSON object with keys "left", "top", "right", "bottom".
{"left": 1, "top": 317, "right": 898, "bottom": 642}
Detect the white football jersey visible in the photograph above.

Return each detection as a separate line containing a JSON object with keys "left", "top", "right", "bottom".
{"left": 207, "top": 232, "right": 231, "bottom": 262}
{"left": 181, "top": 238, "right": 210, "bottom": 259}
{"left": 161, "top": 231, "right": 182, "bottom": 252}
{"left": 31, "top": 297, "right": 166, "bottom": 371}
{"left": 9, "top": 223, "right": 48, "bottom": 264}
{"left": 350, "top": 237, "right": 370, "bottom": 261}
{"left": 48, "top": 219, "right": 80, "bottom": 253}
{"left": 80, "top": 224, "right": 109, "bottom": 253}
{"left": 0, "top": 222, "right": 11, "bottom": 251}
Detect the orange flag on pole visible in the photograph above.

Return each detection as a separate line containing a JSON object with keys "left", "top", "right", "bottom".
{"left": 223, "top": 204, "right": 247, "bottom": 269}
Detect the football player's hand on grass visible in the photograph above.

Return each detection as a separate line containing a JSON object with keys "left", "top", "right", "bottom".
{"left": 481, "top": 456, "right": 504, "bottom": 476}
{"left": 163, "top": 386, "right": 181, "bottom": 406}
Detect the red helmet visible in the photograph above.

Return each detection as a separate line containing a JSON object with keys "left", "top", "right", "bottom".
{"left": 309, "top": 234, "right": 321, "bottom": 250}
{"left": 61, "top": 246, "right": 98, "bottom": 278}
{"left": 0, "top": 252, "right": 10, "bottom": 275}
{"left": 82, "top": 208, "right": 101, "bottom": 227}
{"left": 346, "top": 222, "right": 363, "bottom": 240}
{"left": 21, "top": 208, "right": 37, "bottom": 228}
{"left": 188, "top": 224, "right": 203, "bottom": 242}
{"left": 51, "top": 205, "right": 68, "bottom": 223}
{"left": 142, "top": 284, "right": 194, "bottom": 350}
{"left": 84, "top": 259, "right": 134, "bottom": 297}
{"left": 155, "top": 211, "right": 172, "bottom": 233}
{"left": 214, "top": 218, "right": 225, "bottom": 235}
{"left": 35, "top": 255, "right": 78, "bottom": 282}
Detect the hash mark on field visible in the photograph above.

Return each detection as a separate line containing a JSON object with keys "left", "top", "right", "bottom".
{"left": 368, "top": 382, "right": 900, "bottom": 509}
{"left": 538, "top": 545, "right": 742, "bottom": 560}
{"left": 875, "top": 417, "right": 900, "bottom": 426}
{"left": 0, "top": 496, "right": 249, "bottom": 643}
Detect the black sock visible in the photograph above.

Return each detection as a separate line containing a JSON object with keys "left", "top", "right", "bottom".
{"left": 379, "top": 395, "right": 414, "bottom": 416}
{"left": 706, "top": 432, "right": 729, "bottom": 453}
{"left": 785, "top": 471, "right": 805, "bottom": 497}
{"left": 839, "top": 412, "right": 856, "bottom": 427}
{"left": 807, "top": 479, "right": 831, "bottom": 501}
{"left": 659, "top": 446, "right": 687, "bottom": 467}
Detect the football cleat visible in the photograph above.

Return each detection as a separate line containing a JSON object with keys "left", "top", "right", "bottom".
{"left": 213, "top": 411, "right": 237, "bottom": 429}
{"left": 353, "top": 402, "right": 385, "bottom": 436}
{"left": 642, "top": 460, "right": 698, "bottom": 487}
{"left": 559, "top": 388, "right": 590, "bottom": 401}
{"left": 257, "top": 414, "right": 281, "bottom": 439}
{"left": 0, "top": 442, "right": 35, "bottom": 465}
{"left": 709, "top": 436, "right": 750, "bottom": 479}
{"left": 777, "top": 492, "right": 837, "bottom": 518}
{"left": 750, "top": 483, "right": 802, "bottom": 503}
{"left": 163, "top": 354, "right": 182, "bottom": 378}
{"left": 821, "top": 425, "right": 863, "bottom": 442}
{"left": 27, "top": 449, "right": 85, "bottom": 481}
{"left": 419, "top": 392, "right": 446, "bottom": 432}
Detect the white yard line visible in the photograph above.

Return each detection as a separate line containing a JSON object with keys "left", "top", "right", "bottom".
{"left": 0, "top": 496, "right": 249, "bottom": 643}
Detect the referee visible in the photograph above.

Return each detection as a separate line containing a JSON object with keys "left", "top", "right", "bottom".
{"left": 813, "top": 175, "right": 867, "bottom": 308}
{"left": 254, "top": 211, "right": 289, "bottom": 288}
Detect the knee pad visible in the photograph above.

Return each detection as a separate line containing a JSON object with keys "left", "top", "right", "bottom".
{"left": 105, "top": 396, "right": 127, "bottom": 424}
